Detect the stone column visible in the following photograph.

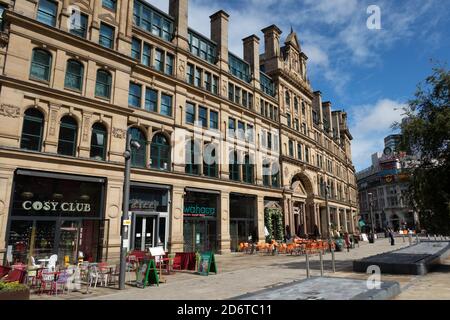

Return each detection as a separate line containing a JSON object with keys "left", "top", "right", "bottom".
{"left": 257, "top": 195, "right": 265, "bottom": 244}
{"left": 43, "top": 104, "right": 61, "bottom": 153}
{"left": 169, "top": 186, "right": 185, "bottom": 253}
{"left": 78, "top": 111, "right": 93, "bottom": 158}
{"left": 302, "top": 202, "right": 307, "bottom": 235}
{"left": 336, "top": 208, "right": 341, "bottom": 231}
{"left": 0, "top": 170, "right": 14, "bottom": 262}
{"left": 343, "top": 209, "right": 349, "bottom": 232}
{"left": 218, "top": 191, "right": 231, "bottom": 254}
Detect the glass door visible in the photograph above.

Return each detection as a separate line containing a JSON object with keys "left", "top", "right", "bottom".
{"left": 58, "top": 220, "right": 80, "bottom": 266}
{"left": 133, "top": 215, "right": 156, "bottom": 251}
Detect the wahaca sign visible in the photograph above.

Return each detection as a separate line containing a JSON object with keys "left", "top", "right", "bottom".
{"left": 22, "top": 201, "right": 91, "bottom": 213}
{"left": 183, "top": 205, "right": 216, "bottom": 217}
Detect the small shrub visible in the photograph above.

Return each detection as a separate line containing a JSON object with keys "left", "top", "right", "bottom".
{"left": 0, "top": 281, "right": 28, "bottom": 292}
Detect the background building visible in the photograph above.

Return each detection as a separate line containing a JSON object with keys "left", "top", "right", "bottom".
{"left": 356, "top": 134, "right": 419, "bottom": 232}
{"left": 0, "top": 0, "right": 358, "bottom": 265}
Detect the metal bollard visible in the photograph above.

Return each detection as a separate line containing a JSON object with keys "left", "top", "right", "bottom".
{"left": 319, "top": 251, "right": 324, "bottom": 277}
{"left": 305, "top": 252, "right": 310, "bottom": 278}
{"left": 331, "top": 249, "right": 336, "bottom": 273}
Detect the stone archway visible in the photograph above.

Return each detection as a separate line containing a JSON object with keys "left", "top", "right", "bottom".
{"left": 290, "top": 172, "right": 315, "bottom": 236}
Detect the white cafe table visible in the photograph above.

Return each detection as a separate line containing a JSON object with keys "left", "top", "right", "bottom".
{"left": 38, "top": 259, "right": 50, "bottom": 266}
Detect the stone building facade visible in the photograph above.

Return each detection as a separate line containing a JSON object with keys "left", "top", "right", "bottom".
{"left": 0, "top": 0, "right": 358, "bottom": 264}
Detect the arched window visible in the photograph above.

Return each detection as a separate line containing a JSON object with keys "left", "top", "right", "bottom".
{"left": 95, "top": 69, "right": 112, "bottom": 99}
{"left": 90, "top": 123, "right": 107, "bottom": 160}
{"left": 57, "top": 116, "right": 78, "bottom": 156}
{"left": 30, "top": 48, "right": 52, "bottom": 81}
{"left": 203, "top": 144, "right": 218, "bottom": 178}
{"left": 229, "top": 151, "right": 240, "bottom": 181}
{"left": 271, "top": 161, "right": 280, "bottom": 188}
{"left": 128, "top": 127, "right": 147, "bottom": 168}
{"left": 150, "top": 133, "right": 171, "bottom": 171}
{"left": 242, "top": 154, "right": 254, "bottom": 184}
{"left": 20, "top": 108, "right": 44, "bottom": 151}
{"left": 64, "top": 59, "right": 84, "bottom": 91}
{"left": 262, "top": 159, "right": 271, "bottom": 187}
{"left": 185, "top": 139, "right": 200, "bottom": 175}
{"left": 285, "top": 91, "right": 290, "bottom": 107}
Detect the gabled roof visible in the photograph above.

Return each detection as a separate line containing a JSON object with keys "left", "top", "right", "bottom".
{"left": 285, "top": 27, "right": 301, "bottom": 51}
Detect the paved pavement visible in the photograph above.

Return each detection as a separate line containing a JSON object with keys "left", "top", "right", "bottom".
{"left": 30, "top": 238, "right": 450, "bottom": 300}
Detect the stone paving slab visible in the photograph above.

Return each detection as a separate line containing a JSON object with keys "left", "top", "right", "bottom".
{"left": 30, "top": 240, "right": 412, "bottom": 300}
{"left": 353, "top": 241, "right": 450, "bottom": 275}
{"left": 233, "top": 277, "right": 401, "bottom": 300}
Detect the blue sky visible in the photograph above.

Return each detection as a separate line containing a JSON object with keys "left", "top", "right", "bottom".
{"left": 147, "top": 0, "right": 450, "bottom": 171}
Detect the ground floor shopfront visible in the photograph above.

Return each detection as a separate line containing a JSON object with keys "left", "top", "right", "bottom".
{"left": 3, "top": 169, "right": 109, "bottom": 266}
{"left": 0, "top": 159, "right": 357, "bottom": 263}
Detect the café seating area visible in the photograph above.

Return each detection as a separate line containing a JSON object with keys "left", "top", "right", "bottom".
{"left": 0, "top": 251, "right": 198, "bottom": 296}
{"left": 239, "top": 238, "right": 337, "bottom": 256}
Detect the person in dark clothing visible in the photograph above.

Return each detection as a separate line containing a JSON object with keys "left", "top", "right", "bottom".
{"left": 297, "top": 224, "right": 306, "bottom": 238}
{"left": 285, "top": 225, "right": 292, "bottom": 242}
{"left": 388, "top": 228, "right": 395, "bottom": 246}
{"left": 313, "top": 225, "right": 321, "bottom": 240}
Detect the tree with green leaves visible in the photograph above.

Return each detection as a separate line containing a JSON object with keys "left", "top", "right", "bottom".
{"left": 394, "top": 67, "right": 450, "bottom": 235}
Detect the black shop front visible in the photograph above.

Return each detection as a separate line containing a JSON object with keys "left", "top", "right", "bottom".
{"left": 183, "top": 188, "right": 219, "bottom": 253}
{"left": 4, "top": 169, "right": 108, "bottom": 266}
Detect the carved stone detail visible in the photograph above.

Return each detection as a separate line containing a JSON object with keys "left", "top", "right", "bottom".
{"left": 0, "top": 105, "right": 20, "bottom": 118}
{"left": 82, "top": 115, "right": 91, "bottom": 142}
{"left": 112, "top": 127, "right": 126, "bottom": 139}
{"left": 49, "top": 108, "right": 59, "bottom": 136}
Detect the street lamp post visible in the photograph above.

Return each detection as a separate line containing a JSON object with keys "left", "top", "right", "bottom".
{"left": 119, "top": 133, "right": 141, "bottom": 290}
{"left": 368, "top": 192, "right": 376, "bottom": 243}
{"left": 324, "top": 182, "right": 332, "bottom": 249}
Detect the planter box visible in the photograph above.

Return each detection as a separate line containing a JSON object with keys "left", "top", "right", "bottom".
{"left": 0, "top": 288, "right": 30, "bottom": 300}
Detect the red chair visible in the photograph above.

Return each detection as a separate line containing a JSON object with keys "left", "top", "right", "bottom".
{"left": 172, "top": 255, "right": 182, "bottom": 271}
{"left": 0, "top": 266, "right": 12, "bottom": 279}
{"left": 2, "top": 269, "right": 27, "bottom": 283}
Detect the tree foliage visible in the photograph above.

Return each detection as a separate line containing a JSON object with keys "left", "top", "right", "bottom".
{"left": 395, "top": 67, "right": 450, "bottom": 234}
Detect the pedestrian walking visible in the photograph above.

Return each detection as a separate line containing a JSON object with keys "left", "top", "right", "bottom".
{"left": 344, "top": 232, "right": 350, "bottom": 252}
{"left": 389, "top": 228, "right": 395, "bottom": 246}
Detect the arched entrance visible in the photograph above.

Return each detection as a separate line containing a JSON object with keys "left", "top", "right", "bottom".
{"left": 290, "top": 172, "right": 315, "bottom": 236}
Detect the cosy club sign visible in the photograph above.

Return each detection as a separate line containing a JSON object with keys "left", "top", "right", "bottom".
{"left": 22, "top": 201, "right": 91, "bottom": 213}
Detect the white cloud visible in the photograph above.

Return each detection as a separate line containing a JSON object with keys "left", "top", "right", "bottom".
{"left": 349, "top": 99, "right": 405, "bottom": 171}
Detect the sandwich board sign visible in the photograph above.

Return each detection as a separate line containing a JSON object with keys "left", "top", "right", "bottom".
{"left": 197, "top": 251, "right": 217, "bottom": 276}
{"left": 136, "top": 258, "right": 159, "bottom": 288}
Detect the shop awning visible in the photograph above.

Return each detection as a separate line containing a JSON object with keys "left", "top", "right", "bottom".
{"left": 16, "top": 169, "right": 105, "bottom": 183}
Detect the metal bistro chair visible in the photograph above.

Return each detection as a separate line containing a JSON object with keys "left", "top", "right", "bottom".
{"left": 55, "top": 270, "right": 71, "bottom": 295}
{"left": 39, "top": 271, "right": 57, "bottom": 295}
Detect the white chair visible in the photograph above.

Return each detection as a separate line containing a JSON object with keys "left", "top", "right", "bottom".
{"left": 88, "top": 265, "right": 108, "bottom": 288}
{"left": 47, "top": 254, "right": 58, "bottom": 271}
{"left": 30, "top": 256, "right": 40, "bottom": 268}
